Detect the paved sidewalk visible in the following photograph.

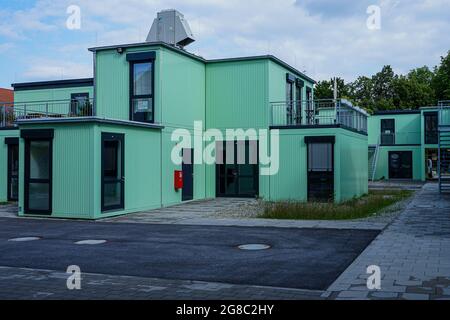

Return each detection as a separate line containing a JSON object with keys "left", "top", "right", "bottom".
{"left": 0, "top": 266, "right": 323, "bottom": 300}
{"left": 324, "top": 183, "right": 450, "bottom": 300}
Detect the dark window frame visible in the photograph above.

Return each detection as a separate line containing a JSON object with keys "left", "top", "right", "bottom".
{"left": 424, "top": 111, "right": 438, "bottom": 145}
{"left": 101, "top": 132, "right": 125, "bottom": 213}
{"left": 215, "top": 140, "right": 259, "bottom": 198}
{"left": 70, "top": 92, "right": 90, "bottom": 116}
{"left": 129, "top": 59, "right": 155, "bottom": 123}
{"left": 24, "top": 137, "right": 53, "bottom": 215}
{"left": 381, "top": 118, "right": 395, "bottom": 145}
{"left": 286, "top": 74, "right": 295, "bottom": 125}
{"left": 305, "top": 136, "right": 335, "bottom": 202}
{"left": 7, "top": 141, "right": 19, "bottom": 201}
{"left": 295, "top": 79, "right": 304, "bottom": 124}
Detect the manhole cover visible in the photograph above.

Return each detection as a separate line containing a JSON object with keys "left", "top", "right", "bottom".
{"left": 8, "top": 237, "right": 41, "bottom": 242}
{"left": 75, "top": 240, "right": 107, "bottom": 245}
{"left": 238, "top": 244, "right": 271, "bottom": 250}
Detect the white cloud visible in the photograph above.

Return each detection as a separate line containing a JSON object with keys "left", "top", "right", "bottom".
{"left": 22, "top": 60, "right": 92, "bottom": 81}
{"left": 2, "top": 0, "right": 449, "bottom": 83}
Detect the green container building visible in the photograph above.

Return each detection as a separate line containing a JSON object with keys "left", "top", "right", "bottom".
{"left": 1, "top": 36, "right": 369, "bottom": 219}
{"left": 368, "top": 107, "right": 450, "bottom": 182}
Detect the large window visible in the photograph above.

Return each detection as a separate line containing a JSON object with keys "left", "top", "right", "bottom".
{"left": 295, "top": 80, "right": 303, "bottom": 124}
{"left": 286, "top": 76, "right": 294, "bottom": 124}
{"left": 130, "top": 61, "right": 154, "bottom": 123}
{"left": 70, "top": 92, "right": 90, "bottom": 116}
{"left": 381, "top": 119, "right": 395, "bottom": 145}
{"left": 424, "top": 112, "right": 438, "bottom": 144}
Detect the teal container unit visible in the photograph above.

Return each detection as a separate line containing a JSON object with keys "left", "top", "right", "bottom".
{"left": 93, "top": 43, "right": 208, "bottom": 208}
{"left": 205, "top": 56, "right": 316, "bottom": 200}
{"left": 368, "top": 108, "right": 445, "bottom": 182}
{"left": 268, "top": 127, "right": 368, "bottom": 203}
{"left": 0, "top": 129, "right": 19, "bottom": 202}
{"left": 16, "top": 119, "right": 163, "bottom": 219}
{"left": 12, "top": 79, "right": 93, "bottom": 116}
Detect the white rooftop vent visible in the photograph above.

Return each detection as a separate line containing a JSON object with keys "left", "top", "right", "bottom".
{"left": 146, "top": 9, "right": 195, "bottom": 49}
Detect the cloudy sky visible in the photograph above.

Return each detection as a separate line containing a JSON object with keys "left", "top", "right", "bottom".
{"left": 0, "top": 0, "right": 449, "bottom": 88}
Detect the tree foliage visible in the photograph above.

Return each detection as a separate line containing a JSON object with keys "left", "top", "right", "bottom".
{"left": 314, "top": 51, "right": 450, "bottom": 112}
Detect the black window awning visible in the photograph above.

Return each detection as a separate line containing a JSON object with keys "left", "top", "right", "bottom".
{"left": 4, "top": 137, "right": 19, "bottom": 145}
{"left": 20, "top": 129, "right": 54, "bottom": 140}
{"left": 304, "top": 136, "right": 335, "bottom": 144}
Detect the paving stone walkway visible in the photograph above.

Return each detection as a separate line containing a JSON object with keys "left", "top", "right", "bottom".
{"left": 0, "top": 266, "right": 323, "bottom": 300}
{"left": 324, "top": 183, "right": 450, "bottom": 300}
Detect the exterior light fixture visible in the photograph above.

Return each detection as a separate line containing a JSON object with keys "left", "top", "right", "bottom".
{"left": 117, "top": 47, "right": 124, "bottom": 54}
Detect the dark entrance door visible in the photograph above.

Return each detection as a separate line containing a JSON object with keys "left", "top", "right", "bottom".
{"left": 216, "top": 141, "right": 259, "bottom": 198}
{"left": 307, "top": 139, "right": 334, "bottom": 202}
{"left": 101, "top": 133, "right": 125, "bottom": 212}
{"left": 24, "top": 139, "right": 52, "bottom": 215}
{"left": 7, "top": 142, "right": 19, "bottom": 201}
{"left": 389, "top": 151, "right": 413, "bottom": 179}
{"left": 182, "top": 148, "right": 194, "bottom": 201}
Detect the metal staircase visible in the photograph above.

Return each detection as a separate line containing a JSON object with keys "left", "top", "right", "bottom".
{"left": 368, "top": 137, "right": 380, "bottom": 182}
{"left": 438, "top": 101, "right": 450, "bottom": 193}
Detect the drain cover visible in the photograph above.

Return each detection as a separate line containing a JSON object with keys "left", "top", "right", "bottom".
{"left": 238, "top": 244, "right": 271, "bottom": 250}
{"left": 75, "top": 240, "right": 107, "bottom": 245}
{"left": 8, "top": 237, "right": 40, "bottom": 242}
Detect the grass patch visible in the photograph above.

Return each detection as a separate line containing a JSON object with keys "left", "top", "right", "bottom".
{"left": 260, "top": 189, "right": 413, "bottom": 220}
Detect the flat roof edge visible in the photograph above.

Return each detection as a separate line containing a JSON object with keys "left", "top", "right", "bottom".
{"left": 15, "top": 117, "right": 165, "bottom": 130}
{"left": 12, "top": 78, "right": 94, "bottom": 91}
{"left": 88, "top": 42, "right": 315, "bottom": 83}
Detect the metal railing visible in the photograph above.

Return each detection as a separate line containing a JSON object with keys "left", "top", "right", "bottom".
{"left": 270, "top": 99, "right": 368, "bottom": 133}
{"left": 379, "top": 131, "right": 422, "bottom": 146}
{"left": 0, "top": 99, "right": 94, "bottom": 128}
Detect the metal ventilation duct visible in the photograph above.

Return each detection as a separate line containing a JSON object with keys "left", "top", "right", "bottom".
{"left": 146, "top": 9, "right": 195, "bottom": 49}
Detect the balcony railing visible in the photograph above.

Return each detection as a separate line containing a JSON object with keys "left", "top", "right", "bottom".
{"left": 379, "top": 131, "right": 422, "bottom": 146}
{"left": 0, "top": 99, "right": 94, "bottom": 128}
{"left": 270, "top": 99, "right": 368, "bottom": 133}
{"left": 438, "top": 101, "right": 450, "bottom": 126}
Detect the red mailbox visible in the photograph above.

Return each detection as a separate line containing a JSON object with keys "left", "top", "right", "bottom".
{"left": 174, "top": 170, "right": 183, "bottom": 190}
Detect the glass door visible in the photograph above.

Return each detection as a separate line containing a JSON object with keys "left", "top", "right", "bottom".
{"left": 24, "top": 139, "right": 52, "bottom": 214}
{"left": 101, "top": 133, "right": 125, "bottom": 212}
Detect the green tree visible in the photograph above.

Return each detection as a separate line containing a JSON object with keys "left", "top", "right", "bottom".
{"left": 347, "top": 76, "right": 374, "bottom": 111}
{"left": 313, "top": 78, "right": 349, "bottom": 100}
{"left": 432, "top": 50, "right": 450, "bottom": 101}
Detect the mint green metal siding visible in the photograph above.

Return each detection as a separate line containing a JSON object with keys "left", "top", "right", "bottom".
{"left": 337, "top": 130, "right": 369, "bottom": 201}
{"left": 206, "top": 60, "right": 268, "bottom": 130}
{"left": 14, "top": 87, "right": 93, "bottom": 103}
{"left": 372, "top": 146, "right": 422, "bottom": 181}
{"left": 96, "top": 45, "right": 206, "bottom": 126}
{"left": 0, "top": 130, "right": 19, "bottom": 202}
{"left": 368, "top": 113, "right": 421, "bottom": 145}
{"left": 14, "top": 86, "right": 93, "bottom": 115}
